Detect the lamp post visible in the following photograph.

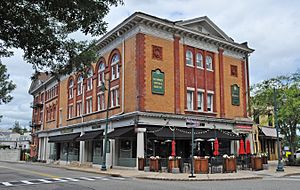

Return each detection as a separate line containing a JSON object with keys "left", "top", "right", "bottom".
{"left": 101, "top": 77, "right": 111, "bottom": 171}
{"left": 274, "top": 87, "right": 284, "bottom": 172}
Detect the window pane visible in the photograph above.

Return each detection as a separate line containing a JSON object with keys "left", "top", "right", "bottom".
{"left": 206, "top": 56, "right": 213, "bottom": 70}
{"left": 187, "top": 90, "right": 194, "bottom": 110}
{"left": 197, "top": 92, "right": 203, "bottom": 111}
{"left": 196, "top": 53, "right": 203, "bottom": 67}
{"left": 186, "top": 50, "right": 193, "bottom": 66}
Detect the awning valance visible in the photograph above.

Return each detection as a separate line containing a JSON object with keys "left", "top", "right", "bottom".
{"left": 48, "top": 133, "right": 80, "bottom": 143}
{"left": 261, "top": 127, "right": 277, "bottom": 138}
{"left": 107, "top": 126, "right": 135, "bottom": 139}
{"left": 76, "top": 130, "right": 104, "bottom": 141}
{"left": 146, "top": 127, "right": 241, "bottom": 140}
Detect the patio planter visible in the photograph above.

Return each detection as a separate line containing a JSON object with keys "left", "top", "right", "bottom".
{"left": 138, "top": 157, "right": 145, "bottom": 171}
{"left": 150, "top": 157, "right": 160, "bottom": 172}
{"left": 223, "top": 157, "right": 237, "bottom": 173}
{"left": 168, "top": 158, "right": 181, "bottom": 173}
{"left": 194, "top": 157, "right": 209, "bottom": 174}
{"left": 261, "top": 156, "right": 268, "bottom": 164}
{"left": 251, "top": 156, "right": 263, "bottom": 171}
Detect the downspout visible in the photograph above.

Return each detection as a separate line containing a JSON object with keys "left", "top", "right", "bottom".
{"left": 245, "top": 54, "right": 250, "bottom": 117}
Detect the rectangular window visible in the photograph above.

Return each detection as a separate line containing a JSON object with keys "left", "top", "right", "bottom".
{"left": 86, "top": 98, "right": 93, "bottom": 114}
{"left": 59, "top": 109, "right": 62, "bottom": 126}
{"left": 97, "top": 93, "right": 105, "bottom": 111}
{"left": 77, "top": 83, "right": 82, "bottom": 95}
{"left": 110, "top": 88, "right": 119, "bottom": 107}
{"left": 207, "top": 94, "right": 213, "bottom": 112}
{"left": 68, "top": 105, "right": 73, "bottom": 119}
{"left": 187, "top": 90, "right": 194, "bottom": 111}
{"left": 76, "top": 102, "right": 82, "bottom": 116}
{"left": 87, "top": 78, "right": 93, "bottom": 91}
{"left": 197, "top": 91, "right": 203, "bottom": 111}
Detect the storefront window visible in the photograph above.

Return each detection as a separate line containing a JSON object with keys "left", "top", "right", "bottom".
{"left": 68, "top": 142, "right": 79, "bottom": 161}
{"left": 93, "top": 140, "right": 103, "bottom": 164}
{"left": 60, "top": 142, "right": 68, "bottom": 161}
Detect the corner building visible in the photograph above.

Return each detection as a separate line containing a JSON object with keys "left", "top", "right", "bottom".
{"left": 29, "top": 12, "right": 254, "bottom": 168}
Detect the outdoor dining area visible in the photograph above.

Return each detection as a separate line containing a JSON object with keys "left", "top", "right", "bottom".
{"left": 138, "top": 137, "right": 269, "bottom": 174}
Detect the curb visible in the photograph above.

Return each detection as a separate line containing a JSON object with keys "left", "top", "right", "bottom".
{"left": 135, "top": 176, "right": 263, "bottom": 181}
{"left": 282, "top": 172, "right": 300, "bottom": 177}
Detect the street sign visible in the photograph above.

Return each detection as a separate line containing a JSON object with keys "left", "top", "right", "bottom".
{"left": 186, "top": 119, "right": 204, "bottom": 128}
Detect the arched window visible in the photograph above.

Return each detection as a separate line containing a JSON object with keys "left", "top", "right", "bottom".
{"left": 206, "top": 56, "right": 213, "bottom": 70}
{"left": 68, "top": 79, "right": 74, "bottom": 99}
{"left": 86, "top": 69, "right": 93, "bottom": 91}
{"left": 111, "top": 54, "right": 120, "bottom": 80}
{"left": 98, "top": 62, "right": 105, "bottom": 86}
{"left": 186, "top": 50, "right": 193, "bottom": 66}
{"left": 77, "top": 75, "right": 83, "bottom": 95}
{"left": 196, "top": 53, "right": 203, "bottom": 68}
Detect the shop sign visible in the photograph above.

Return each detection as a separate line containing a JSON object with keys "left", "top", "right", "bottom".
{"left": 186, "top": 119, "right": 205, "bottom": 128}
{"left": 61, "top": 128, "right": 73, "bottom": 134}
{"left": 235, "top": 125, "right": 252, "bottom": 131}
{"left": 231, "top": 84, "right": 240, "bottom": 106}
{"left": 152, "top": 69, "right": 164, "bottom": 95}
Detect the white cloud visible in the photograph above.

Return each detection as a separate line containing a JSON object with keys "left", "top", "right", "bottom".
{"left": 1, "top": 0, "right": 300, "bottom": 128}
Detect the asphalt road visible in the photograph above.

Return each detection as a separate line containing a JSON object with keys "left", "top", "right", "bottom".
{"left": 0, "top": 161, "right": 300, "bottom": 190}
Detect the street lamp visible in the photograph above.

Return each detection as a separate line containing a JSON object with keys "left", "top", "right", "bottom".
{"left": 101, "top": 76, "right": 111, "bottom": 171}
{"left": 274, "top": 87, "right": 285, "bottom": 172}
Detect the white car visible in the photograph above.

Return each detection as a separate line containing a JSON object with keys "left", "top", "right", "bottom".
{"left": 295, "top": 150, "right": 300, "bottom": 159}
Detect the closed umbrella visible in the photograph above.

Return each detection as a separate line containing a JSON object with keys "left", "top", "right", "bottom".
{"left": 213, "top": 138, "right": 219, "bottom": 156}
{"left": 239, "top": 139, "right": 246, "bottom": 155}
{"left": 171, "top": 140, "right": 176, "bottom": 156}
{"left": 246, "top": 139, "right": 251, "bottom": 154}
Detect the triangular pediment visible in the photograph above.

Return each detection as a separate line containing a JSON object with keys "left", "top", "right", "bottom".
{"left": 176, "top": 16, "right": 233, "bottom": 42}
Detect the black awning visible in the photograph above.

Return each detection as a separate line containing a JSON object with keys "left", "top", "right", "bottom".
{"left": 48, "top": 133, "right": 80, "bottom": 143}
{"left": 76, "top": 130, "right": 104, "bottom": 141}
{"left": 146, "top": 126, "right": 241, "bottom": 140}
{"left": 107, "top": 126, "right": 135, "bottom": 139}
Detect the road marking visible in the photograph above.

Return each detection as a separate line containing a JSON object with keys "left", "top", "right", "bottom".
{"left": 79, "top": 177, "right": 95, "bottom": 181}
{"left": 21, "top": 180, "right": 35, "bottom": 185}
{"left": 0, "top": 165, "right": 60, "bottom": 178}
{"left": 52, "top": 178, "right": 68, "bottom": 182}
{"left": 2, "top": 182, "right": 13, "bottom": 186}
{"left": 38, "top": 179, "right": 52, "bottom": 183}
{"left": 64, "top": 177, "right": 79, "bottom": 182}
{"left": 110, "top": 177, "right": 125, "bottom": 180}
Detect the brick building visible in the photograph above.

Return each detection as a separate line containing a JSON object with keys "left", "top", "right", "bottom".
{"left": 29, "top": 12, "right": 254, "bottom": 168}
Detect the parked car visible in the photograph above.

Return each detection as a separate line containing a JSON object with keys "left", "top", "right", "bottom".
{"left": 295, "top": 150, "right": 300, "bottom": 159}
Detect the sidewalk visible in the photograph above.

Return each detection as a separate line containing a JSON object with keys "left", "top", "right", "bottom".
{"left": 17, "top": 160, "right": 300, "bottom": 181}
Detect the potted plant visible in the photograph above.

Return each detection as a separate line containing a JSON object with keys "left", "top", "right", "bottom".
{"left": 138, "top": 157, "right": 145, "bottom": 171}
{"left": 194, "top": 156, "right": 201, "bottom": 174}
{"left": 150, "top": 156, "right": 160, "bottom": 172}
{"left": 261, "top": 153, "right": 268, "bottom": 164}
{"left": 223, "top": 155, "right": 236, "bottom": 173}
{"left": 199, "top": 156, "right": 209, "bottom": 174}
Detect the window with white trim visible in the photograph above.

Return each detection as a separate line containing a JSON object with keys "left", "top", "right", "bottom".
{"left": 68, "top": 105, "right": 73, "bottom": 119}
{"left": 110, "top": 88, "right": 119, "bottom": 107}
{"left": 77, "top": 75, "right": 83, "bottom": 95}
{"left": 68, "top": 79, "right": 74, "bottom": 99}
{"left": 98, "top": 62, "right": 105, "bottom": 86}
{"left": 207, "top": 93, "right": 213, "bottom": 112}
{"left": 197, "top": 91, "right": 203, "bottom": 111}
{"left": 86, "top": 98, "right": 93, "bottom": 114}
{"left": 111, "top": 54, "right": 120, "bottom": 80}
{"left": 187, "top": 90, "right": 194, "bottom": 110}
{"left": 206, "top": 56, "right": 213, "bottom": 70}
{"left": 86, "top": 69, "right": 93, "bottom": 91}
{"left": 186, "top": 50, "right": 193, "bottom": 66}
{"left": 196, "top": 53, "right": 203, "bottom": 68}
{"left": 97, "top": 93, "right": 105, "bottom": 111}
{"left": 76, "top": 102, "right": 82, "bottom": 116}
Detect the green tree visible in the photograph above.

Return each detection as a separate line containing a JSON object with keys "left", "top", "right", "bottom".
{"left": 251, "top": 71, "right": 300, "bottom": 157}
{"left": 0, "top": 0, "right": 123, "bottom": 75}
{"left": 10, "top": 120, "right": 22, "bottom": 134}
{"left": 0, "top": 62, "right": 16, "bottom": 105}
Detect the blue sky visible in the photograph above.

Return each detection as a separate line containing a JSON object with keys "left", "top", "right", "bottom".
{"left": 1, "top": 0, "right": 300, "bottom": 129}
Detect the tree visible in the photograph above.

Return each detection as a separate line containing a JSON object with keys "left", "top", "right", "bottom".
{"left": 0, "top": 0, "right": 124, "bottom": 75}
{"left": 10, "top": 121, "right": 22, "bottom": 134}
{"left": 251, "top": 71, "right": 300, "bottom": 158}
{"left": 0, "top": 62, "right": 16, "bottom": 105}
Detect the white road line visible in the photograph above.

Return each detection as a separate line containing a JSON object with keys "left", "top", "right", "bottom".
{"left": 21, "top": 180, "right": 35, "bottom": 185}
{"left": 79, "top": 177, "right": 95, "bottom": 181}
{"left": 110, "top": 177, "right": 125, "bottom": 180}
{"left": 2, "top": 182, "right": 13, "bottom": 186}
{"left": 52, "top": 178, "right": 68, "bottom": 182}
{"left": 100, "top": 178, "right": 109, "bottom": 181}
{"left": 64, "top": 177, "right": 80, "bottom": 182}
{"left": 93, "top": 176, "right": 103, "bottom": 179}
{"left": 38, "top": 179, "right": 52, "bottom": 183}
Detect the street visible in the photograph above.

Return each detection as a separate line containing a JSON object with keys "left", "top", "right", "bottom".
{"left": 0, "top": 162, "right": 300, "bottom": 190}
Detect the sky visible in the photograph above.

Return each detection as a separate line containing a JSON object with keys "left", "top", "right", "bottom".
{"left": 0, "top": 0, "right": 300, "bottom": 129}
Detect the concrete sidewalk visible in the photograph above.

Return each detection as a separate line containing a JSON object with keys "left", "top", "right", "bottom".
{"left": 13, "top": 160, "right": 300, "bottom": 181}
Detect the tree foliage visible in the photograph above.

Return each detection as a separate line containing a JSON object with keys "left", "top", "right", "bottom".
{"left": 251, "top": 71, "right": 300, "bottom": 155}
{"left": 0, "top": 62, "right": 16, "bottom": 105}
{"left": 9, "top": 121, "right": 28, "bottom": 135}
{"left": 0, "top": 0, "right": 123, "bottom": 75}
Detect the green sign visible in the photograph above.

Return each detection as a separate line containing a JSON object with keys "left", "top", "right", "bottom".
{"left": 152, "top": 69, "right": 165, "bottom": 95}
{"left": 231, "top": 84, "right": 240, "bottom": 106}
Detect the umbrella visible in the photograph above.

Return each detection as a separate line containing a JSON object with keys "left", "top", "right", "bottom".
{"left": 171, "top": 140, "right": 176, "bottom": 156}
{"left": 213, "top": 138, "right": 219, "bottom": 156}
{"left": 246, "top": 139, "right": 251, "bottom": 154}
{"left": 239, "top": 139, "right": 246, "bottom": 155}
